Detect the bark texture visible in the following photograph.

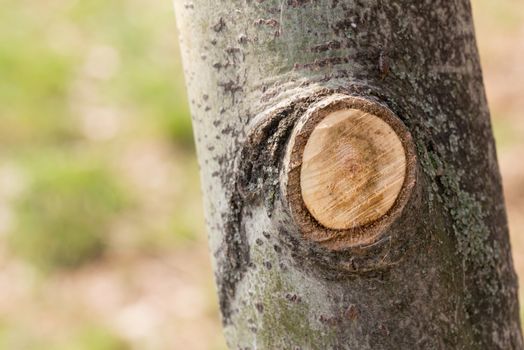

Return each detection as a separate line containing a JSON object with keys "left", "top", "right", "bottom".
{"left": 174, "top": 1, "right": 523, "bottom": 349}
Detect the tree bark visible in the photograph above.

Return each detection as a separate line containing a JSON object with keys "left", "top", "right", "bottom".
{"left": 174, "top": 1, "right": 523, "bottom": 349}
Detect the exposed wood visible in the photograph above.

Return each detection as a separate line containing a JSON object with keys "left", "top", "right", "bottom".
{"left": 300, "top": 105, "right": 407, "bottom": 230}
{"left": 283, "top": 95, "right": 416, "bottom": 250}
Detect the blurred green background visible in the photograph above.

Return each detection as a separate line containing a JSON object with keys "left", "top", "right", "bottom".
{"left": 0, "top": 0, "right": 523, "bottom": 349}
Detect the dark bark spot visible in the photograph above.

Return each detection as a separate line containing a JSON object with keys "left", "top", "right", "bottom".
{"left": 218, "top": 79, "right": 243, "bottom": 103}
{"left": 238, "top": 34, "right": 248, "bottom": 44}
{"left": 319, "top": 314, "right": 341, "bottom": 325}
{"left": 255, "top": 303, "right": 264, "bottom": 313}
{"left": 379, "top": 50, "right": 390, "bottom": 80}
{"left": 310, "top": 40, "right": 342, "bottom": 53}
{"left": 212, "top": 17, "right": 226, "bottom": 32}
{"left": 254, "top": 18, "right": 279, "bottom": 28}
{"left": 286, "top": 293, "right": 302, "bottom": 303}
{"left": 344, "top": 304, "right": 359, "bottom": 320}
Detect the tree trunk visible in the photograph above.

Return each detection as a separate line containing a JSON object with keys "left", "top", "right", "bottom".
{"left": 174, "top": 1, "right": 523, "bottom": 349}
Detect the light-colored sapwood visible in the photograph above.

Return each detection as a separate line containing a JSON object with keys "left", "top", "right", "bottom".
{"left": 300, "top": 108, "right": 406, "bottom": 230}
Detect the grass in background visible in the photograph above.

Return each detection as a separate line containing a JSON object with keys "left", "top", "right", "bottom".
{"left": 0, "top": 0, "right": 198, "bottom": 269}
{"left": 0, "top": 320, "right": 129, "bottom": 350}
{"left": 9, "top": 151, "right": 128, "bottom": 272}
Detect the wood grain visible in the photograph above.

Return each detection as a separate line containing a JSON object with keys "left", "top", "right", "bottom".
{"left": 300, "top": 108, "right": 407, "bottom": 230}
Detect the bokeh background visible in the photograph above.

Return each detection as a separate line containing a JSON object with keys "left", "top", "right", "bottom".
{"left": 0, "top": 0, "right": 522, "bottom": 349}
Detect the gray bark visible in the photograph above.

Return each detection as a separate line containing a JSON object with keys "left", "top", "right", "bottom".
{"left": 174, "top": 0, "right": 523, "bottom": 349}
